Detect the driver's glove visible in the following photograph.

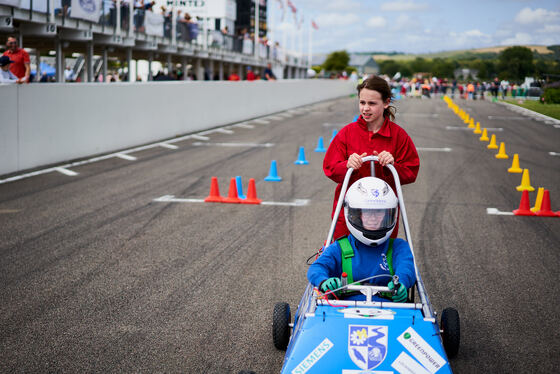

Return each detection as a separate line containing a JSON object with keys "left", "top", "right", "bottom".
{"left": 320, "top": 277, "right": 341, "bottom": 293}
{"left": 388, "top": 281, "right": 407, "bottom": 302}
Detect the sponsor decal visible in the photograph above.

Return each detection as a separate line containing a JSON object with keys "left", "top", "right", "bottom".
{"left": 291, "top": 338, "right": 333, "bottom": 374}
{"left": 342, "top": 370, "right": 393, "bottom": 374}
{"left": 348, "top": 325, "right": 388, "bottom": 370}
{"left": 391, "top": 352, "right": 430, "bottom": 374}
{"left": 397, "top": 327, "right": 446, "bottom": 373}
{"left": 340, "top": 308, "right": 395, "bottom": 320}
{"left": 371, "top": 189, "right": 380, "bottom": 198}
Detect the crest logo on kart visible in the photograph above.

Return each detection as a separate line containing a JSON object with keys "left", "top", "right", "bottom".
{"left": 348, "top": 325, "right": 388, "bottom": 370}
{"left": 370, "top": 189, "right": 380, "bottom": 198}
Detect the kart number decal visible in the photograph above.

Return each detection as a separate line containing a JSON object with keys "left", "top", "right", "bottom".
{"left": 291, "top": 338, "right": 333, "bottom": 374}
{"left": 391, "top": 351, "right": 430, "bottom": 374}
{"left": 397, "top": 327, "right": 446, "bottom": 373}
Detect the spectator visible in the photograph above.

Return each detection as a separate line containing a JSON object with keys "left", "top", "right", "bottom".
{"left": 263, "top": 63, "right": 276, "bottom": 81}
{"left": 134, "top": 0, "right": 145, "bottom": 32}
{"left": 246, "top": 66, "right": 255, "bottom": 81}
{"left": 0, "top": 56, "right": 18, "bottom": 84}
{"left": 61, "top": 0, "right": 71, "bottom": 16}
{"left": 228, "top": 71, "right": 240, "bottom": 81}
{"left": 40, "top": 71, "right": 49, "bottom": 83}
{"left": 3, "top": 36, "right": 30, "bottom": 84}
{"left": 64, "top": 66, "right": 74, "bottom": 82}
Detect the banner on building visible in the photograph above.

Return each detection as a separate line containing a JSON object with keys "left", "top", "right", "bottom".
{"left": 0, "top": 0, "right": 21, "bottom": 7}
{"left": 71, "top": 0, "right": 102, "bottom": 22}
{"left": 144, "top": 11, "right": 164, "bottom": 37}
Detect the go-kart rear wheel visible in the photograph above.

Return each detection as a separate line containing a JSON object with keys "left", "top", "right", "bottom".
{"left": 273, "top": 302, "right": 291, "bottom": 350}
{"left": 441, "top": 307, "right": 460, "bottom": 358}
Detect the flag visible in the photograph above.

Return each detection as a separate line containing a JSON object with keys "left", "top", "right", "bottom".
{"left": 311, "top": 20, "right": 319, "bottom": 30}
{"left": 71, "top": 0, "right": 102, "bottom": 22}
{"left": 287, "top": 0, "right": 296, "bottom": 13}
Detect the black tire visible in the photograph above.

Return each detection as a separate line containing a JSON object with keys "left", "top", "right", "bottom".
{"left": 441, "top": 307, "right": 460, "bottom": 358}
{"left": 272, "top": 302, "right": 291, "bottom": 350}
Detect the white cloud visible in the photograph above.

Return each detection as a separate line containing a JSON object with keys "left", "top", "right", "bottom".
{"left": 346, "top": 38, "right": 377, "bottom": 51}
{"left": 325, "top": 0, "right": 360, "bottom": 11}
{"left": 315, "top": 12, "right": 361, "bottom": 27}
{"left": 501, "top": 32, "right": 533, "bottom": 45}
{"left": 537, "top": 24, "right": 560, "bottom": 33}
{"left": 464, "top": 29, "right": 486, "bottom": 38}
{"left": 367, "top": 16, "right": 387, "bottom": 28}
{"left": 514, "top": 7, "right": 560, "bottom": 24}
{"left": 394, "top": 14, "right": 412, "bottom": 30}
{"left": 380, "top": 1, "right": 429, "bottom": 12}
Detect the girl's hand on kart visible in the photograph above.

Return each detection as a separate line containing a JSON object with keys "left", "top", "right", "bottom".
{"left": 320, "top": 277, "right": 342, "bottom": 292}
{"left": 347, "top": 153, "right": 367, "bottom": 170}
{"left": 373, "top": 150, "right": 394, "bottom": 167}
{"left": 388, "top": 281, "right": 407, "bottom": 302}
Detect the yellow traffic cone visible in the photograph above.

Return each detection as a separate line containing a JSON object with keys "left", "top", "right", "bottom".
{"left": 479, "top": 128, "right": 489, "bottom": 141}
{"left": 531, "top": 187, "right": 544, "bottom": 212}
{"left": 516, "top": 169, "right": 535, "bottom": 192}
{"left": 468, "top": 118, "right": 475, "bottom": 128}
{"left": 473, "top": 122, "right": 482, "bottom": 134}
{"left": 464, "top": 114, "right": 470, "bottom": 124}
{"left": 508, "top": 154, "right": 522, "bottom": 173}
{"left": 495, "top": 142, "right": 509, "bottom": 159}
{"left": 487, "top": 134, "right": 498, "bottom": 149}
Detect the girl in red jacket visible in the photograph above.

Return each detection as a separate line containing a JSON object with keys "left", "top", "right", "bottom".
{"left": 323, "top": 76, "right": 419, "bottom": 240}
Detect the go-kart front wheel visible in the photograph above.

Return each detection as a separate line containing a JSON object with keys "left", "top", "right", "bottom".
{"left": 272, "top": 302, "right": 291, "bottom": 350}
{"left": 441, "top": 307, "right": 460, "bottom": 358}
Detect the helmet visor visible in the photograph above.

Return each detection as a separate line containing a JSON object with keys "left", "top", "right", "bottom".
{"left": 347, "top": 207, "right": 398, "bottom": 240}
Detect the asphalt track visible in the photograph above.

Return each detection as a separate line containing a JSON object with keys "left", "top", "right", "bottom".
{"left": 1, "top": 95, "right": 559, "bottom": 373}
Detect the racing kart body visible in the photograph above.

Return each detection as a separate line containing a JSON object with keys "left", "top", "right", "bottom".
{"left": 273, "top": 156, "right": 460, "bottom": 374}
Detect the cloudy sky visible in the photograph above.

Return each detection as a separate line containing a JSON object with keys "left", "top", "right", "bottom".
{"left": 268, "top": 0, "right": 560, "bottom": 54}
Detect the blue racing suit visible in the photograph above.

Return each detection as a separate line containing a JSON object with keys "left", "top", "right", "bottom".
{"left": 307, "top": 235, "right": 416, "bottom": 301}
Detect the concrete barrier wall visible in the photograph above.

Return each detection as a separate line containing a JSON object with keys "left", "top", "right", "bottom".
{"left": 1, "top": 80, "right": 355, "bottom": 175}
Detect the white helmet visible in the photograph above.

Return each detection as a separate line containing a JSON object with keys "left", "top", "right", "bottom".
{"left": 344, "top": 177, "right": 398, "bottom": 246}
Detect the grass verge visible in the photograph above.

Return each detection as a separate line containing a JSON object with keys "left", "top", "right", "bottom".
{"left": 504, "top": 100, "right": 560, "bottom": 120}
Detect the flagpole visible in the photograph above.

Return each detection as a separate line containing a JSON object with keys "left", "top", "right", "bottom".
{"left": 254, "top": 0, "right": 260, "bottom": 59}
{"left": 308, "top": 25, "right": 312, "bottom": 68}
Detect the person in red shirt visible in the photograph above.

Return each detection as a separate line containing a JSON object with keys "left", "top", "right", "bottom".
{"left": 246, "top": 67, "right": 255, "bottom": 81}
{"left": 228, "top": 71, "right": 240, "bottom": 81}
{"left": 3, "top": 36, "right": 30, "bottom": 84}
{"left": 323, "top": 76, "right": 419, "bottom": 240}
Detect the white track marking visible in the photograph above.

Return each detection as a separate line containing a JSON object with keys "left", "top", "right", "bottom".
{"left": 416, "top": 147, "right": 452, "bottom": 152}
{"left": 153, "top": 196, "right": 309, "bottom": 206}
{"left": 487, "top": 208, "right": 514, "bottom": 216}
{"left": 54, "top": 167, "right": 78, "bottom": 176}
{"left": 487, "top": 115, "right": 525, "bottom": 120}
{"left": 253, "top": 119, "right": 270, "bottom": 124}
{"left": 189, "top": 134, "right": 210, "bottom": 141}
{"left": 115, "top": 153, "right": 137, "bottom": 161}
{"left": 232, "top": 123, "right": 254, "bottom": 129}
{"left": 445, "top": 126, "right": 503, "bottom": 131}
{"left": 192, "top": 142, "right": 275, "bottom": 148}
{"left": 265, "top": 115, "right": 284, "bottom": 120}
{"left": 549, "top": 152, "right": 560, "bottom": 157}
{"left": 158, "top": 143, "right": 179, "bottom": 149}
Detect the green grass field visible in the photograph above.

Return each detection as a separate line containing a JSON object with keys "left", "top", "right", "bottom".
{"left": 504, "top": 100, "right": 560, "bottom": 120}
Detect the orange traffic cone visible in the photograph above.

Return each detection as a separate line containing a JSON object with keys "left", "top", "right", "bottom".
{"left": 222, "top": 178, "right": 241, "bottom": 203}
{"left": 516, "top": 169, "right": 534, "bottom": 192}
{"left": 536, "top": 190, "right": 557, "bottom": 217}
{"left": 508, "top": 154, "right": 522, "bottom": 173}
{"left": 241, "top": 178, "right": 262, "bottom": 204}
{"left": 479, "top": 128, "right": 489, "bottom": 142}
{"left": 473, "top": 122, "right": 482, "bottom": 134}
{"left": 495, "top": 142, "right": 509, "bottom": 159}
{"left": 204, "top": 177, "right": 223, "bottom": 203}
{"left": 513, "top": 190, "right": 535, "bottom": 216}
{"left": 487, "top": 134, "right": 498, "bottom": 149}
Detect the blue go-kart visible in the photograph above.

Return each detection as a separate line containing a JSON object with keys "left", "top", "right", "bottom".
{"left": 272, "top": 156, "right": 460, "bottom": 373}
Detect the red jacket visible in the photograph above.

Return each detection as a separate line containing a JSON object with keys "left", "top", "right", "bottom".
{"left": 323, "top": 116, "right": 419, "bottom": 239}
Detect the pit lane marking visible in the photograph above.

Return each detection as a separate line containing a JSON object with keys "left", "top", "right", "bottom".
{"left": 153, "top": 195, "right": 309, "bottom": 206}
{"left": 55, "top": 167, "right": 78, "bottom": 176}
{"left": 115, "top": 153, "right": 137, "bottom": 161}
{"left": 191, "top": 142, "right": 275, "bottom": 148}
